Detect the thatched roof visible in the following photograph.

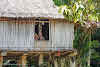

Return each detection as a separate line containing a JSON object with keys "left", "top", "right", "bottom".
{"left": 0, "top": 0, "right": 64, "bottom": 19}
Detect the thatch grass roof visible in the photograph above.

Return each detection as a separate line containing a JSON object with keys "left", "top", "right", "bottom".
{"left": 0, "top": 0, "right": 64, "bottom": 19}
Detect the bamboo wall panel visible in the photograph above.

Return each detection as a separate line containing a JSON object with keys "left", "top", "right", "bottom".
{"left": 0, "top": 21, "right": 74, "bottom": 51}
{"left": 0, "top": 22, "right": 34, "bottom": 51}
{"left": 51, "top": 22, "right": 74, "bottom": 50}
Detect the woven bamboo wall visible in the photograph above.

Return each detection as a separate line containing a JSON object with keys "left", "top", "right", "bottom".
{"left": 0, "top": 21, "right": 74, "bottom": 51}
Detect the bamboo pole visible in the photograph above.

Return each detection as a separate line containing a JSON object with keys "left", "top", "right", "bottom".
{"left": 18, "top": 57, "right": 22, "bottom": 67}
{"left": 0, "top": 56, "right": 3, "bottom": 67}
{"left": 88, "top": 30, "right": 91, "bottom": 67}
{"left": 54, "top": 58, "right": 58, "bottom": 67}
{"left": 70, "top": 59, "right": 75, "bottom": 67}
{"left": 21, "top": 54, "right": 27, "bottom": 67}
{"left": 61, "top": 58, "right": 65, "bottom": 67}
{"left": 39, "top": 53, "right": 44, "bottom": 66}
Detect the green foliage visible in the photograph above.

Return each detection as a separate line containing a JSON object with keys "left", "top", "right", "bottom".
{"left": 40, "top": 62, "right": 48, "bottom": 67}
{"left": 89, "top": 40, "right": 99, "bottom": 48}
{"left": 73, "top": 26, "right": 90, "bottom": 67}
{"left": 91, "top": 49, "right": 100, "bottom": 60}
{"left": 91, "top": 28, "right": 100, "bottom": 66}
{"left": 92, "top": 28, "right": 100, "bottom": 41}
{"left": 53, "top": 0, "right": 100, "bottom": 67}
{"left": 53, "top": 0, "right": 75, "bottom": 6}
{"left": 73, "top": 26, "right": 100, "bottom": 67}
{"left": 53, "top": 0, "right": 99, "bottom": 26}
{"left": 53, "top": 0, "right": 67, "bottom": 6}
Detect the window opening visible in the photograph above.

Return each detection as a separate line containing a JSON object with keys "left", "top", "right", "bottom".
{"left": 34, "top": 20, "right": 49, "bottom": 40}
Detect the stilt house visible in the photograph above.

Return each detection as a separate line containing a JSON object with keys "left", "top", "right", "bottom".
{"left": 0, "top": 0, "right": 75, "bottom": 67}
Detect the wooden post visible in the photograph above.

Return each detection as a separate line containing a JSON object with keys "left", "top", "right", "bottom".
{"left": 21, "top": 54, "right": 27, "bottom": 67}
{"left": 70, "top": 57, "right": 75, "bottom": 67}
{"left": 54, "top": 59, "right": 58, "bottom": 67}
{"left": 18, "top": 57, "right": 22, "bottom": 67}
{"left": 39, "top": 53, "right": 44, "bottom": 66}
{"left": 61, "top": 58, "right": 65, "bottom": 67}
{"left": 0, "top": 56, "right": 3, "bottom": 67}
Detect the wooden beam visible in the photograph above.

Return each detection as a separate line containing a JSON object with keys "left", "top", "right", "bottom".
{"left": 0, "top": 17, "right": 70, "bottom": 24}
{"left": 7, "top": 51, "right": 54, "bottom": 54}
{"left": 0, "top": 17, "right": 9, "bottom": 21}
{"left": 4, "top": 50, "right": 76, "bottom": 57}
